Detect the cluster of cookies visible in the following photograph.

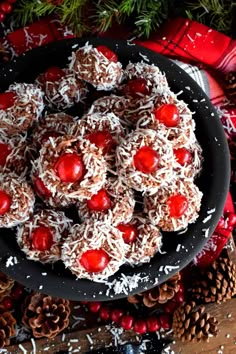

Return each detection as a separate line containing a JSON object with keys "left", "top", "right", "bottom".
{"left": 0, "top": 43, "right": 202, "bottom": 282}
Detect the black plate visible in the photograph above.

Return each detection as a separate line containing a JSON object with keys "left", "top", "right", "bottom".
{"left": 0, "top": 38, "right": 230, "bottom": 301}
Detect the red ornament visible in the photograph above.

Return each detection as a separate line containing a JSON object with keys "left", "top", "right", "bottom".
{"left": 167, "top": 194, "right": 188, "bottom": 218}
{"left": 41, "top": 131, "right": 61, "bottom": 144}
{"left": 133, "top": 146, "right": 159, "bottom": 174}
{"left": 133, "top": 319, "right": 147, "bottom": 334}
{"left": 87, "top": 130, "right": 115, "bottom": 154}
{"left": 119, "top": 315, "right": 134, "bottom": 330}
{"left": 1, "top": 296, "right": 13, "bottom": 310}
{"left": 11, "top": 284, "right": 24, "bottom": 300}
{"left": 111, "top": 308, "right": 124, "bottom": 323}
{"left": 99, "top": 306, "right": 110, "bottom": 321}
{"left": 0, "top": 143, "right": 11, "bottom": 166}
{"left": 123, "top": 78, "right": 150, "bottom": 97}
{"left": 33, "top": 176, "right": 52, "bottom": 199}
{"left": 174, "top": 148, "right": 192, "bottom": 165}
{"left": 0, "top": 11, "right": 5, "bottom": 22}
{"left": 44, "top": 66, "right": 64, "bottom": 82}
{"left": 96, "top": 46, "right": 118, "bottom": 62}
{"left": 116, "top": 224, "right": 138, "bottom": 244}
{"left": 159, "top": 314, "right": 171, "bottom": 329}
{"left": 55, "top": 153, "right": 85, "bottom": 183}
{"left": 31, "top": 226, "right": 53, "bottom": 251}
{"left": 88, "top": 301, "right": 101, "bottom": 313}
{"left": 0, "top": 2, "right": 12, "bottom": 14}
{"left": 146, "top": 316, "right": 160, "bottom": 332}
{"left": 87, "top": 189, "right": 111, "bottom": 212}
{"left": 154, "top": 104, "right": 180, "bottom": 127}
{"left": 0, "top": 92, "right": 16, "bottom": 110}
{"left": 0, "top": 190, "right": 11, "bottom": 215}
{"left": 79, "top": 249, "right": 110, "bottom": 273}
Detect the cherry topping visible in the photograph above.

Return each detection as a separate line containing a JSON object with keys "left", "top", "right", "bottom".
{"left": 87, "top": 130, "right": 115, "bottom": 154}
{"left": 87, "top": 189, "right": 111, "bottom": 212}
{"left": 55, "top": 153, "right": 85, "bottom": 183}
{"left": 133, "top": 146, "right": 159, "bottom": 174}
{"left": 0, "top": 143, "right": 11, "bottom": 166}
{"left": 41, "top": 131, "right": 61, "bottom": 144}
{"left": 44, "top": 66, "right": 64, "bottom": 82}
{"left": 146, "top": 316, "right": 161, "bottom": 332}
{"left": 119, "top": 315, "right": 134, "bottom": 330}
{"left": 174, "top": 148, "right": 192, "bottom": 165}
{"left": 0, "top": 92, "right": 16, "bottom": 110}
{"left": 167, "top": 194, "right": 188, "bottom": 218}
{"left": 31, "top": 226, "right": 53, "bottom": 251}
{"left": 33, "top": 176, "right": 52, "bottom": 199}
{"left": 154, "top": 103, "right": 180, "bottom": 127}
{"left": 96, "top": 46, "right": 118, "bottom": 62}
{"left": 0, "top": 2, "right": 12, "bottom": 14}
{"left": 111, "top": 309, "right": 124, "bottom": 323}
{"left": 117, "top": 224, "right": 138, "bottom": 244}
{"left": 0, "top": 190, "right": 11, "bottom": 215}
{"left": 133, "top": 319, "right": 147, "bottom": 334}
{"left": 80, "top": 249, "right": 110, "bottom": 273}
{"left": 99, "top": 306, "right": 110, "bottom": 321}
{"left": 123, "top": 78, "right": 150, "bottom": 97}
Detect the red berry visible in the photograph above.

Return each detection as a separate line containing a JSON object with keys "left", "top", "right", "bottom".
{"left": 0, "top": 2, "right": 12, "bottom": 14}
{"left": 133, "top": 319, "right": 147, "bottom": 334}
{"left": 0, "top": 92, "right": 16, "bottom": 110}
{"left": 0, "top": 190, "right": 11, "bottom": 215}
{"left": 159, "top": 314, "right": 171, "bottom": 329}
{"left": 87, "top": 189, "right": 111, "bottom": 212}
{"left": 11, "top": 284, "right": 24, "bottom": 300}
{"left": 41, "top": 131, "right": 61, "bottom": 144}
{"left": 1, "top": 296, "right": 13, "bottom": 310}
{"left": 33, "top": 176, "right": 52, "bottom": 199}
{"left": 146, "top": 316, "right": 160, "bottom": 332}
{"left": 55, "top": 153, "right": 85, "bottom": 183}
{"left": 87, "top": 130, "right": 115, "bottom": 154}
{"left": 174, "top": 148, "right": 192, "bottom": 165}
{"left": 172, "top": 291, "right": 185, "bottom": 304}
{"left": 178, "top": 283, "right": 185, "bottom": 295}
{"left": 120, "top": 315, "right": 134, "bottom": 330}
{"left": 167, "top": 194, "right": 188, "bottom": 218}
{"left": 88, "top": 301, "right": 101, "bottom": 313}
{"left": 31, "top": 226, "right": 53, "bottom": 251}
{"left": 99, "top": 306, "right": 110, "bottom": 321}
{"left": 123, "top": 78, "right": 150, "bottom": 97}
{"left": 96, "top": 46, "right": 118, "bottom": 62}
{"left": 163, "top": 300, "right": 179, "bottom": 314}
{"left": 80, "top": 301, "right": 88, "bottom": 305}
{"left": 154, "top": 104, "right": 180, "bottom": 127}
{"left": 44, "top": 66, "right": 64, "bottom": 82}
{"left": 116, "top": 224, "right": 138, "bottom": 244}
{"left": 7, "top": 0, "right": 17, "bottom": 3}
{"left": 133, "top": 146, "right": 159, "bottom": 174}
{"left": 226, "top": 212, "right": 236, "bottom": 228}
{"left": 80, "top": 249, "right": 110, "bottom": 273}
{"left": 0, "top": 11, "right": 5, "bottom": 22}
{"left": 111, "top": 308, "right": 124, "bottom": 323}
{"left": 0, "top": 143, "right": 11, "bottom": 166}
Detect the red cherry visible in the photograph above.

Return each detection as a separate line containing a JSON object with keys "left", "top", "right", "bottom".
{"left": 226, "top": 212, "right": 236, "bottom": 228}
{"left": 7, "top": 0, "right": 17, "bottom": 3}
{"left": 87, "top": 130, "right": 115, "bottom": 154}
{"left": 0, "top": 92, "right": 16, "bottom": 110}
{"left": 146, "top": 316, "right": 160, "bottom": 332}
{"left": 0, "top": 11, "right": 5, "bottom": 22}
{"left": 159, "top": 314, "right": 171, "bottom": 329}
{"left": 111, "top": 308, "right": 124, "bottom": 323}
{"left": 0, "top": 143, "right": 11, "bottom": 166}
{"left": 119, "top": 315, "right": 134, "bottom": 330}
{"left": 96, "top": 46, "right": 118, "bottom": 62}
{"left": 167, "top": 194, "right": 188, "bottom": 218}
{"left": 31, "top": 226, "right": 53, "bottom": 251}
{"left": 99, "top": 306, "right": 110, "bottom": 321}
{"left": 55, "top": 153, "right": 85, "bottom": 183}
{"left": 44, "top": 66, "right": 64, "bottom": 82}
{"left": 133, "top": 319, "right": 147, "bottom": 334}
{"left": 1, "top": 296, "right": 13, "bottom": 310}
{"left": 11, "top": 284, "right": 24, "bottom": 300}
{"left": 154, "top": 104, "right": 180, "bottom": 127}
{"left": 123, "top": 78, "right": 150, "bottom": 97}
{"left": 80, "top": 301, "right": 88, "bottom": 305}
{"left": 0, "top": 190, "right": 11, "bottom": 215}
{"left": 174, "top": 148, "right": 192, "bottom": 165}
{"left": 116, "top": 224, "right": 138, "bottom": 244}
{"left": 33, "top": 176, "right": 52, "bottom": 199}
{"left": 80, "top": 249, "right": 110, "bottom": 273}
{"left": 133, "top": 146, "right": 159, "bottom": 174}
{"left": 41, "top": 131, "right": 61, "bottom": 144}
{"left": 87, "top": 189, "right": 111, "bottom": 212}
{"left": 88, "top": 302, "right": 101, "bottom": 313}
{"left": 0, "top": 2, "right": 12, "bottom": 14}
{"left": 163, "top": 300, "right": 179, "bottom": 314}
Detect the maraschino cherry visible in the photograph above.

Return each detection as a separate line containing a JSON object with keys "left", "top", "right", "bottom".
{"left": 0, "top": 143, "right": 11, "bottom": 166}
{"left": 117, "top": 223, "right": 138, "bottom": 244}
{"left": 55, "top": 153, "right": 85, "bottom": 183}
{"left": 87, "top": 130, "right": 115, "bottom": 154}
{"left": 133, "top": 146, "right": 159, "bottom": 174}
{"left": 96, "top": 46, "right": 118, "bottom": 62}
{"left": 119, "top": 315, "right": 134, "bottom": 330}
{"left": 133, "top": 319, "right": 147, "bottom": 334}
{"left": 87, "top": 189, "right": 111, "bottom": 212}
{"left": 33, "top": 176, "right": 52, "bottom": 199}
{"left": 167, "top": 194, "right": 188, "bottom": 218}
{"left": 0, "top": 190, "right": 11, "bottom": 215}
{"left": 44, "top": 66, "right": 64, "bottom": 82}
{"left": 174, "top": 148, "right": 192, "bottom": 165}
{"left": 99, "top": 306, "right": 110, "bottom": 320}
{"left": 88, "top": 302, "right": 101, "bottom": 313}
{"left": 0, "top": 92, "right": 16, "bottom": 110}
{"left": 154, "top": 103, "right": 180, "bottom": 127}
{"left": 111, "top": 309, "right": 124, "bottom": 323}
{"left": 123, "top": 78, "right": 150, "bottom": 97}
{"left": 146, "top": 316, "right": 160, "bottom": 332}
{"left": 80, "top": 249, "right": 110, "bottom": 273}
{"left": 31, "top": 226, "right": 53, "bottom": 251}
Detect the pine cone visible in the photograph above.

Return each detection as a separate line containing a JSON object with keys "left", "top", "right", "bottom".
{"left": 192, "top": 257, "right": 236, "bottom": 304}
{"left": 22, "top": 293, "right": 70, "bottom": 339}
{"left": 225, "top": 72, "right": 236, "bottom": 103}
{"left": 0, "top": 272, "right": 14, "bottom": 302}
{"left": 0, "top": 309, "right": 16, "bottom": 348}
{"left": 172, "top": 301, "right": 218, "bottom": 342}
{"left": 127, "top": 272, "right": 181, "bottom": 307}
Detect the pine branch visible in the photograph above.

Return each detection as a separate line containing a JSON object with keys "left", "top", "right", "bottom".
{"left": 57, "top": 0, "right": 89, "bottom": 35}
